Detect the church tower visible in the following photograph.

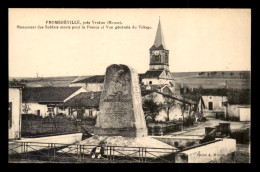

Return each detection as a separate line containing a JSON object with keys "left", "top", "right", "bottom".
{"left": 149, "top": 18, "right": 169, "bottom": 71}
{"left": 141, "top": 18, "right": 175, "bottom": 94}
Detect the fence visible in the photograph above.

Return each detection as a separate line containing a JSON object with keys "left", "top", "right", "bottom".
{"left": 21, "top": 118, "right": 95, "bottom": 137}
{"left": 148, "top": 122, "right": 182, "bottom": 136}
{"left": 8, "top": 141, "right": 179, "bottom": 163}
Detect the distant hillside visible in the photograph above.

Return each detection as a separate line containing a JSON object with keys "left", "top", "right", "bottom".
{"left": 172, "top": 71, "right": 250, "bottom": 79}
{"left": 9, "top": 70, "right": 250, "bottom": 89}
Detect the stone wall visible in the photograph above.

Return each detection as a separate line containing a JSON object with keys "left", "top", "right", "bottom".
{"left": 175, "top": 138, "right": 236, "bottom": 163}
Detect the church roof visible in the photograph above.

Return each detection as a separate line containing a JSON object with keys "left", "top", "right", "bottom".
{"left": 150, "top": 19, "right": 167, "bottom": 50}
{"left": 143, "top": 70, "right": 164, "bottom": 78}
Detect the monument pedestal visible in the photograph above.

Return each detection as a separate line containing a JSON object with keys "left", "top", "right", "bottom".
{"left": 79, "top": 135, "right": 175, "bottom": 158}
{"left": 94, "top": 127, "right": 148, "bottom": 137}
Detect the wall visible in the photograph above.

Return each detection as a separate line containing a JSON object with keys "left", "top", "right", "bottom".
{"left": 202, "top": 95, "right": 227, "bottom": 118}
{"left": 142, "top": 78, "right": 160, "bottom": 85}
{"left": 69, "top": 83, "right": 86, "bottom": 88}
{"left": 175, "top": 138, "right": 236, "bottom": 163}
{"left": 23, "top": 103, "right": 48, "bottom": 117}
{"left": 227, "top": 104, "right": 250, "bottom": 121}
{"left": 86, "top": 83, "right": 103, "bottom": 92}
{"left": 9, "top": 88, "right": 22, "bottom": 140}
{"left": 9, "top": 133, "right": 83, "bottom": 154}
{"left": 142, "top": 78, "right": 173, "bottom": 86}
{"left": 151, "top": 135, "right": 202, "bottom": 148}
{"left": 71, "top": 108, "right": 99, "bottom": 119}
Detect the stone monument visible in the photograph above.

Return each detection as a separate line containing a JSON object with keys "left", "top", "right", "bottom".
{"left": 94, "top": 64, "right": 147, "bottom": 137}
{"left": 72, "top": 64, "right": 175, "bottom": 157}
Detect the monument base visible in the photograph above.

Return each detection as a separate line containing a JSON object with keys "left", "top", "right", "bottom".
{"left": 77, "top": 135, "right": 176, "bottom": 158}
{"left": 94, "top": 127, "right": 148, "bottom": 137}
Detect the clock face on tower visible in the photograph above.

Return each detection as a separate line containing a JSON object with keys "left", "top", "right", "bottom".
{"left": 153, "top": 51, "right": 159, "bottom": 55}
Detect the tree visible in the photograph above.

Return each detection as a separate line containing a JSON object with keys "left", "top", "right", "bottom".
{"left": 230, "top": 72, "right": 234, "bottom": 78}
{"left": 239, "top": 73, "right": 242, "bottom": 78}
{"left": 142, "top": 99, "right": 163, "bottom": 122}
{"left": 162, "top": 97, "right": 176, "bottom": 122}
{"left": 222, "top": 72, "right": 225, "bottom": 78}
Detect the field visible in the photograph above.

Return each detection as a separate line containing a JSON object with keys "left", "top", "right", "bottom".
{"left": 9, "top": 71, "right": 250, "bottom": 89}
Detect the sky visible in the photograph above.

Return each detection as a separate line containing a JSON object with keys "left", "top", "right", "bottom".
{"left": 9, "top": 8, "right": 251, "bottom": 78}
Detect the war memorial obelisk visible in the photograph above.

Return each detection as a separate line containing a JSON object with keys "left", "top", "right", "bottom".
{"left": 94, "top": 64, "right": 147, "bottom": 137}
{"left": 80, "top": 64, "right": 174, "bottom": 151}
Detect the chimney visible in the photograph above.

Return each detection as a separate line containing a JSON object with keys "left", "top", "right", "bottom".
{"left": 90, "top": 91, "right": 94, "bottom": 99}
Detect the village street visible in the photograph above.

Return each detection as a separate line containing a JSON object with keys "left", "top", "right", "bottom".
{"left": 166, "top": 117, "right": 250, "bottom": 163}
{"left": 167, "top": 117, "right": 250, "bottom": 136}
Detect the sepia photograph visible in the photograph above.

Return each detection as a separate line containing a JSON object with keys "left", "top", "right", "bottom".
{"left": 8, "top": 8, "right": 251, "bottom": 163}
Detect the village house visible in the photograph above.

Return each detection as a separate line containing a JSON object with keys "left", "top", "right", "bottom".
{"left": 60, "top": 91, "right": 101, "bottom": 120}
{"left": 22, "top": 87, "right": 85, "bottom": 118}
{"left": 225, "top": 89, "right": 250, "bottom": 121}
{"left": 9, "top": 86, "right": 22, "bottom": 140}
{"left": 188, "top": 89, "right": 228, "bottom": 119}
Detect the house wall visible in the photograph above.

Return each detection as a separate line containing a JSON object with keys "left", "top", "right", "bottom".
{"left": 69, "top": 83, "right": 86, "bottom": 88}
{"left": 22, "top": 103, "right": 67, "bottom": 118}
{"left": 227, "top": 104, "right": 250, "bottom": 121}
{"left": 86, "top": 83, "right": 103, "bottom": 92}
{"left": 202, "top": 95, "right": 227, "bottom": 118}
{"left": 142, "top": 78, "right": 173, "bottom": 86}
{"left": 22, "top": 103, "right": 49, "bottom": 117}
{"left": 71, "top": 108, "right": 99, "bottom": 119}
{"left": 142, "top": 78, "right": 160, "bottom": 85}
{"left": 9, "top": 88, "right": 22, "bottom": 140}
{"left": 175, "top": 138, "right": 236, "bottom": 163}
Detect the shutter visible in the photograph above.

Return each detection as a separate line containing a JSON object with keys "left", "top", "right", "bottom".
{"left": 9, "top": 102, "right": 12, "bottom": 128}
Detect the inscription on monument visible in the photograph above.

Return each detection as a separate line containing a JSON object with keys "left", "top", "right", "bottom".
{"left": 94, "top": 64, "right": 148, "bottom": 137}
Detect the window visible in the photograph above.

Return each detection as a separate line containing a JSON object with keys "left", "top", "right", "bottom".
{"left": 68, "top": 108, "right": 72, "bottom": 115}
{"left": 149, "top": 81, "right": 152, "bottom": 85}
{"left": 37, "top": 110, "right": 40, "bottom": 116}
{"left": 154, "top": 55, "right": 160, "bottom": 62}
{"left": 8, "top": 102, "right": 12, "bottom": 128}
{"left": 89, "top": 110, "right": 93, "bottom": 117}
{"left": 48, "top": 107, "right": 54, "bottom": 112}
{"left": 77, "top": 109, "right": 84, "bottom": 120}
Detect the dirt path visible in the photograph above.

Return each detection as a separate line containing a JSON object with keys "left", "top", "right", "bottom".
{"left": 167, "top": 118, "right": 250, "bottom": 136}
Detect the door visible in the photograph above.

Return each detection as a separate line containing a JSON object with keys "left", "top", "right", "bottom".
{"left": 208, "top": 102, "right": 213, "bottom": 110}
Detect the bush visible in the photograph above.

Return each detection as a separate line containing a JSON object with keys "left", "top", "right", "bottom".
{"left": 55, "top": 113, "right": 66, "bottom": 118}
{"left": 22, "top": 114, "right": 42, "bottom": 120}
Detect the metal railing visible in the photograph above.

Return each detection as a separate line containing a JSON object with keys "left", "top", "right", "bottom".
{"left": 8, "top": 141, "right": 179, "bottom": 163}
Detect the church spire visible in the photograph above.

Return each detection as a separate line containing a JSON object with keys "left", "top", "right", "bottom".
{"left": 150, "top": 18, "right": 167, "bottom": 50}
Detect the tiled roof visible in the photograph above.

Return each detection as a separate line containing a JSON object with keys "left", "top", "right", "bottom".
{"left": 22, "top": 87, "right": 81, "bottom": 103}
{"left": 143, "top": 70, "right": 164, "bottom": 78}
{"left": 73, "top": 74, "right": 146, "bottom": 84}
{"left": 73, "top": 75, "right": 105, "bottom": 84}
{"left": 61, "top": 92, "right": 101, "bottom": 108}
